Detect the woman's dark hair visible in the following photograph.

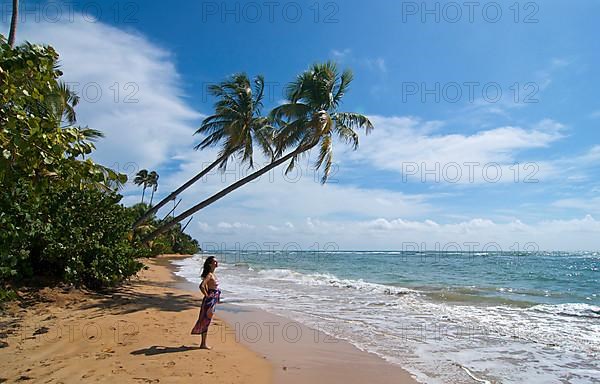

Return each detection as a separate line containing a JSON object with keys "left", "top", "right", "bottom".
{"left": 201, "top": 256, "right": 216, "bottom": 279}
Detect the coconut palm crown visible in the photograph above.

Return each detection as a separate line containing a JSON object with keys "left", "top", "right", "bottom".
{"left": 271, "top": 61, "right": 373, "bottom": 183}
{"left": 194, "top": 73, "right": 274, "bottom": 169}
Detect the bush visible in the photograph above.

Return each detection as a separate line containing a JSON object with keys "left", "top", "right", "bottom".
{"left": 0, "top": 38, "right": 143, "bottom": 290}
{"left": 0, "top": 38, "right": 198, "bottom": 293}
{"left": 0, "top": 288, "right": 18, "bottom": 303}
{"left": 0, "top": 182, "right": 143, "bottom": 288}
{"left": 127, "top": 203, "right": 201, "bottom": 256}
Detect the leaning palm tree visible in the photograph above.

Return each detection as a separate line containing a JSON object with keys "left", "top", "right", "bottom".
{"left": 144, "top": 62, "right": 373, "bottom": 241}
{"left": 148, "top": 171, "right": 159, "bottom": 205}
{"left": 134, "top": 169, "right": 149, "bottom": 203}
{"left": 132, "top": 73, "right": 273, "bottom": 229}
{"left": 8, "top": 0, "right": 18, "bottom": 47}
{"left": 271, "top": 61, "right": 374, "bottom": 183}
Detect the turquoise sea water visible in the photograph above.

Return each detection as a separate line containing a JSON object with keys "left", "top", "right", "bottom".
{"left": 174, "top": 251, "right": 599, "bottom": 383}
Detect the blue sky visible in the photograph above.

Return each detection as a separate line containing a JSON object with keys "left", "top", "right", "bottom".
{"left": 4, "top": 0, "right": 600, "bottom": 250}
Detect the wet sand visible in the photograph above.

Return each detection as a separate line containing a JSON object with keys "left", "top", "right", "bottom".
{"left": 165, "top": 256, "right": 420, "bottom": 384}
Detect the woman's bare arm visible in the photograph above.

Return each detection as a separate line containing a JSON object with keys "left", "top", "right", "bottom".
{"left": 200, "top": 273, "right": 217, "bottom": 296}
{"left": 199, "top": 279, "right": 208, "bottom": 296}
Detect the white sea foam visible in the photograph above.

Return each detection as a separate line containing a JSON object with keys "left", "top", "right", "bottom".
{"left": 173, "top": 257, "right": 600, "bottom": 384}
{"left": 530, "top": 303, "right": 600, "bottom": 319}
{"left": 256, "top": 268, "right": 415, "bottom": 296}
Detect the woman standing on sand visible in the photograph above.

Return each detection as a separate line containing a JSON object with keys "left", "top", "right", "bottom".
{"left": 191, "top": 256, "right": 221, "bottom": 349}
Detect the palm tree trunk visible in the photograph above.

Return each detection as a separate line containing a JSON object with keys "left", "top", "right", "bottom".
{"left": 181, "top": 216, "right": 194, "bottom": 232}
{"left": 141, "top": 185, "right": 146, "bottom": 204}
{"left": 132, "top": 154, "right": 227, "bottom": 229}
{"left": 143, "top": 147, "right": 305, "bottom": 242}
{"left": 162, "top": 199, "right": 181, "bottom": 220}
{"left": 8, "top": 0, "right": 18, "bottom": 48}
{"left": 150, "top": 188, "right": 155, "bottom": 206}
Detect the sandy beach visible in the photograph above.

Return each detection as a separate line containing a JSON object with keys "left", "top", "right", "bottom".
{"left": 0, "top": 256, "right": 271, "bottom": 383}
{"left": 0, "top": 255, "right": 418, "bottom": 384}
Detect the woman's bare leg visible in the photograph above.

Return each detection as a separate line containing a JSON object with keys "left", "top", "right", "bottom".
{"left": 200, "top": 332, "right": 211, "bottom": 349}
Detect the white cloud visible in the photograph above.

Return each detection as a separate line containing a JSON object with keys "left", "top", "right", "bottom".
{"left": 194, "top": 215, "right": 600, "bottom": 251}
{"left": 12, "top": 17, "right": 599, "bottom": 251}
{"left": 330, "top": 48, "right": 387, "bottom": 74}
{"left": 13, "top": 14, "right": 202, "bottom": 170}
{"left": 552, "top": 197, "right": 600, "bottom": 215}
{"left": 365, "top": 57, "right": 387, "bottom": 73}
{"left": 346, "top": 116, "right": 565, "bottom": 184}
{"left": 452, "top": 58, "right": 572, "bottom": 128}
{"left": 535, "top": 57, "right": 571, "bottom": 89}
{"left": 331, "top": 48, "right": 351, "bottom": 60}
{"left": 161, "top": 145, "right": 434, "bottom": 218}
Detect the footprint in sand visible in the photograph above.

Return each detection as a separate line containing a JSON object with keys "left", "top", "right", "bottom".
{"left": 81, "top": 371, "right": 96, "bottom": 379}
{"left": 32, "top": 327, "right": 50, "bottom": 336}
{"left": 111, "top": 367, "right": 128, "bottom": 374}
{"left": 133, "top": 378, "right": 159, "bottom": 383}
{"left": 95, "top": 352, "right": 113, "bottom": 360}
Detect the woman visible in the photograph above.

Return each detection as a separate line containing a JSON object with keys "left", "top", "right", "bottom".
{"left": 191, "top": 256, "right": 221, "bottom": 349}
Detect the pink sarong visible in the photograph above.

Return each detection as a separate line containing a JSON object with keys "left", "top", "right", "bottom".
{"left": 191, "top": 288, "right": 221, "bottom": 335}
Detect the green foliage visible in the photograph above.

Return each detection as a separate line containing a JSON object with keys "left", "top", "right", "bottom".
{"left": 0, "top": 37, "right": 147, "bottom": 291}
{"left": 271, "top": 61, "right": 373, "bottom": 183}
{"left": 0, "top": 288, "right": 17, "bottom": 303}
{"left": 127, "top": 203, "right": 200, "bottom": 256}
{"left": 195, "top": 73, "right": 275, "bottom": 169}
{"left": 163, "top": 222, "right": 201, "bottom": 255}
{"left": 133, "top": 169, "right": 159, "bottom": 204}
{"left": 0, "top": 182, "right": 144, "bottom": 288}
{"left": 0, "top": 36, "right": 126, "bottom": 190}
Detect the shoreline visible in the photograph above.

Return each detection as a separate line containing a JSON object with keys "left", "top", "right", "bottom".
{"left": 165, "top": 255, "right": 420, "bottom": 384}
{"left": 0, "top": 254, "right": 421, "bottom": 383}
{"left": 0, "top": 256, "right": 271, "bottom": 383}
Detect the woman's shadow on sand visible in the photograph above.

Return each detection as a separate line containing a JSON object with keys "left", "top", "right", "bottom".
{"left": 130, "top": 345, "right": 201, "bottom": 356}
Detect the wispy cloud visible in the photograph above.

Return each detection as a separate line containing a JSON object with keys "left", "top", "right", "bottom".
{"left": 194, "top": 214, "right": 600, "bottom": 251}
{"left": 589, "top": 110, "right": 600, "bottom": 119}
{"left": 345, "top": 115, "right": 565, "bottom": 184}
{"left": 535, "top": 58, "right": 571, "bottom": 90}
{"left": 330, "top": 48, "right": 387, "bottom": 74}
{"left": 331, "top": 48, "right": 352, "bottom": 61}
{"left": 14, "top": 17, "right": 599, "bottom": 251}
{"left": 552, "top": 198, "right": 600, "bottom": 214}
{"left": 14, "top": 15, "right": 202, "bottom": 171}
{"left": 453, "top": 58, "right": 572, "bottom": 129}
{"left": 365, "top": 57, "right": 387, "bottom": 73}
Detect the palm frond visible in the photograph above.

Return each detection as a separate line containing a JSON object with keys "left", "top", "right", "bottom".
{"left": 194, "top": 73, "right": 272, "bottom": 166}
{"left": 77, "top": 127, "right": 104, "bottom": 141}
{"left": 332, "top": 69, "right": 353, "bottom": 108}
{"left": 315, "top": 134, "right": 333, "bottom": 184}
{"left": 334, "top": 112, "right": 374, "bottom": 134}
{"left": 334, "top": 122, "right": 359, "bottom": 150}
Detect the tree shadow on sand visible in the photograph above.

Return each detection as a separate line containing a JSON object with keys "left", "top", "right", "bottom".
{"left": 78, "top": 288, "right": 200, "bottom": 318}
{"left": 130, "top": 345, "right": 201, "bottom": 356}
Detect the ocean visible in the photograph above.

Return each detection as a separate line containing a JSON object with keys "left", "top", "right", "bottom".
{"left": 173, "top": 250, "right": 599, "bottom": 384}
